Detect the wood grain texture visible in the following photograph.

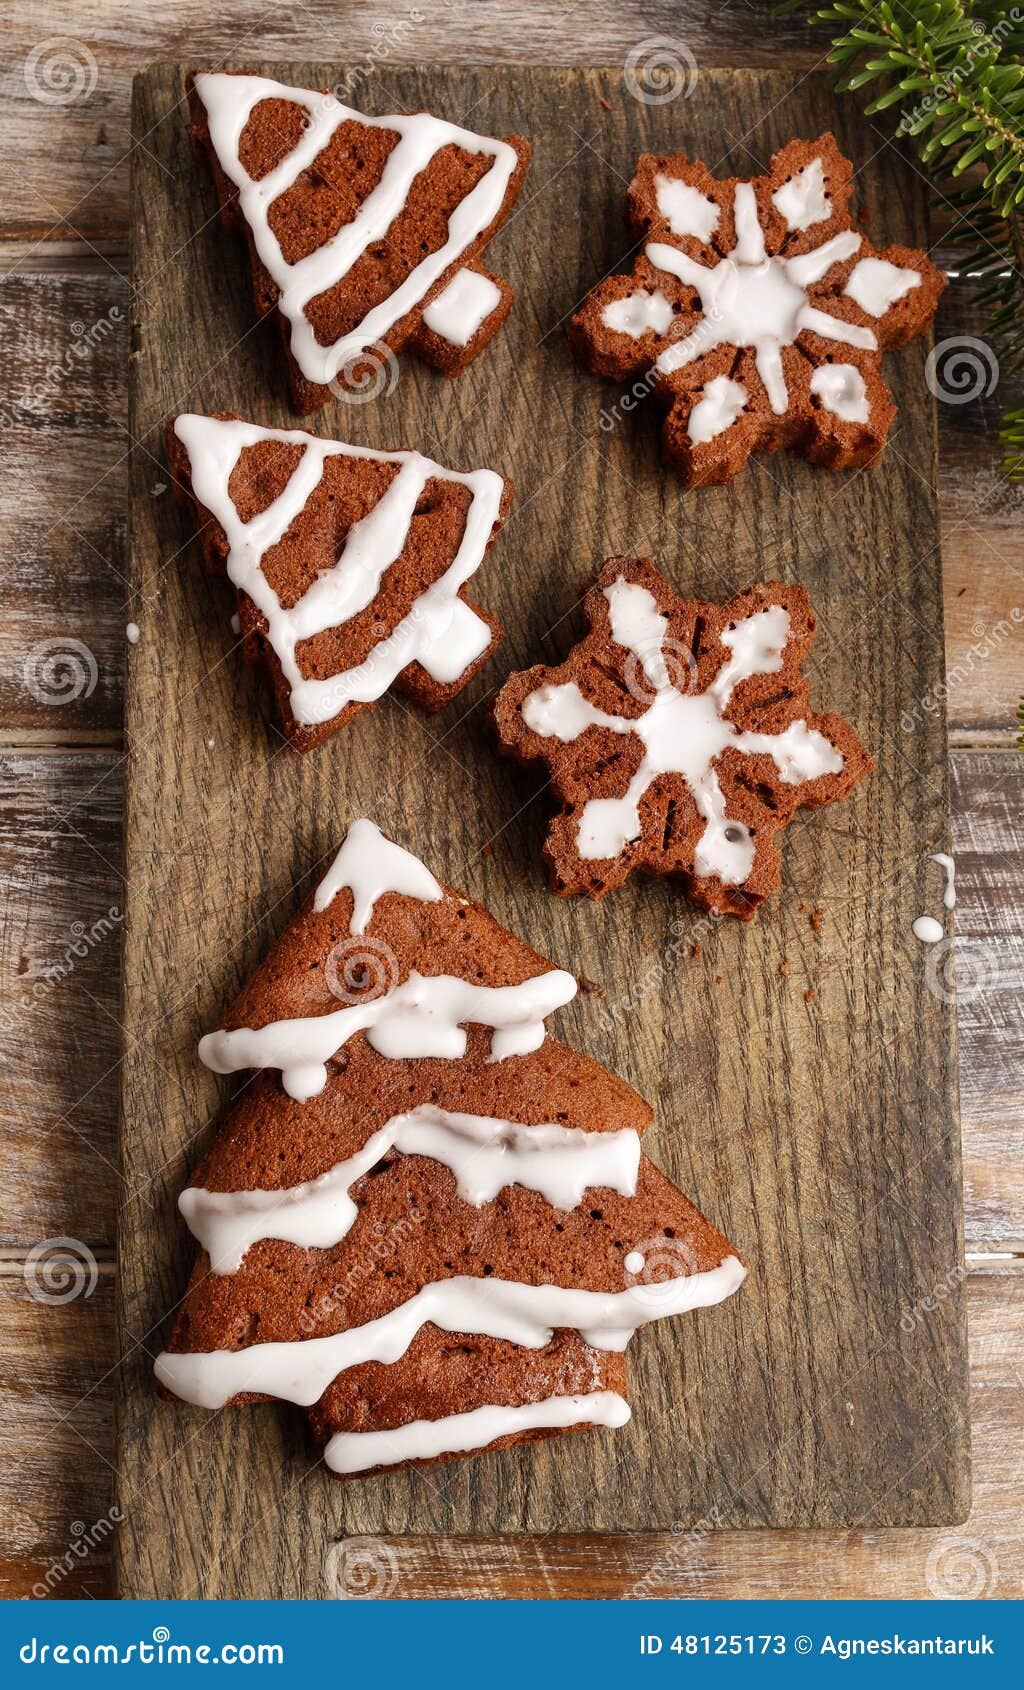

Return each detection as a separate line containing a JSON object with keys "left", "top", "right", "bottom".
{"left": 6, "top": 1266, "right": 1018, "bottom": 1602}
{"left": 114, "top": 63, "right": 969, "bottom": 1599}
{"left": 2, "top": 2, "right": 822, "bottom": 238}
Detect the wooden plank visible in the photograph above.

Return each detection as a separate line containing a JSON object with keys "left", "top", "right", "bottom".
{"left": 0, "top": 271, "right": 1019, "bottom": 738}
{"left": 1, "top": 3, "right": 821, "bottom": 239}
{"left": 5, "top": 1264, "right": 1018, "bottom": 1602}
{"left": 116, "top": 63, "right": 968, "bottom": 1598}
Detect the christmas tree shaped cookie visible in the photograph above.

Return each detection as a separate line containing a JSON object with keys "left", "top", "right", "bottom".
{"left": 571, "top": 134, "right": 945, "bottom": 486}
{"left": 155, "top": 819, "right": 745, "bottom": 1478}
{"left": 187, "top": 71, "right": 530, "bottom": 412}
{"left": 493, "top": 558, "right": 872, "bottom": 917}
{"left": 167, "top": 413, "right": 511, "bottom": 752}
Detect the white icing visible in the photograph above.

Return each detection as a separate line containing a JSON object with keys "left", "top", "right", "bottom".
{"left": 521, "top": 578, "right": 843, "bottom": 881}
{"left": 173, "top": 415, "right": 503, "bottom": 726}
{"left": 810, "top": 362, "right": 870, "bottom": 425}
{"left": 198, "top": 967, "right": 578, "bottom": 1101}
{"left": 654, "top": 174, "right": 720, "bottom": 242}
{"left": 623, "top": 1250, "right": 645, "bottom": 1275}
{"left": 771, "top": 158, "right": 831, "bottom": 232}
{"left": 154, "top": 1254, "right": 747, "bottom": 1408}
{"left": 181, "top": 1103, "right": 642, "bottom": 1274}
{"left": 913, "top": 915, "right": 943, "bottom": 944}
{"left": 602, "top": 288, "right": 675, "bottom": 339}
{"left": 192, "top": 73, "right": 519, "bottom": 387}
{"left": 324, "top": 1390, "right": 631, "bottom": 1474}
{"left": 126, "top": 622, "right": 140, "bottom": 644}
{"left": 844, "top": 256, "right": 921, "bottom": 318}
{"left": 688, "top": 375, "right": 748, "bottom": 444}
{"left": 422, "top": 268, "right": 502, "bottom": 346}
{"left": 932, "top": 852, "right": 955, "bottom": 909}
{"left": 313, "top": 817, "right": 442, "bottom": 933}
{"left": 230, "top": 612, "right": 242, "bottom": 635}
{"left": 648, "top": 181, "right": 872, "bottom": 415}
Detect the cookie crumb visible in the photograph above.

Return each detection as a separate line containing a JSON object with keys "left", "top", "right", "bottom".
{"left": 804, "top": 987, "right": 815, "bottom": 1003}
{"left": 810, "top": 908, "right": 825, "bottom": 933}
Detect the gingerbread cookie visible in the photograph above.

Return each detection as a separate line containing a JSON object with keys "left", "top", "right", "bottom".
{"left": 187, "top": 71, "right": 530, "bottom": 412}
{"left": 493, "top": 558, "right": 872, "bottom": 917}
{"left": 570, "top": 134, "right": 945, "bottom": 485}
{"left": 167, "top": 413, "right": 511, "bottom": 752}
{"left": 155, "top": 819, "right": 745, "bottom": 1478}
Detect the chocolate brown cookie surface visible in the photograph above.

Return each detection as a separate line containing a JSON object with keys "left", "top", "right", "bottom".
{"left": 493, "top": 558, "right": 872, "bottom": 917}
{"left": 187, "top": 70, "right": 530, "bottom": 413}
{"left": 167, "top": 413, "right": 510, "bottom": 752}
{"left": 571, "top": 134, "right": 944, "bottom": 486}
{"left": 154, "top": 819, "right": 746, "bottom": 1478}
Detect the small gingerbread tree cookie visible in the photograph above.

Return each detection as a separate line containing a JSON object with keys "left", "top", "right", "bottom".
{"left": 155, "top": 819, "right": 745, "bottom": 1478}
{"left": 187, "top": 71, "right": 530, "bottom": 413}
{"left": 570, "top": 134, "right": 945, "bottom": 486}
{"left": 493, "top": 558, "right": 872, "bottom": 917}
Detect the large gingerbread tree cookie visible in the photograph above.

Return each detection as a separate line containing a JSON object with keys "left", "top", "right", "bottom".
{"left": 493, "top": 558, "right": 872, "bottom": 918}
{"left": 570, "top": 134, "right": 945, "bottom": 486}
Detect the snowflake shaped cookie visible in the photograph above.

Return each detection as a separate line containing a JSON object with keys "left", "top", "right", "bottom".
{"left": 571, "top": 135, "right": 945, "bottom": 486}
{"left": 493, "top": 558, "right": 872, "bottom": 917}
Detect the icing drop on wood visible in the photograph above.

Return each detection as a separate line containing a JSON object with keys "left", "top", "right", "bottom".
{"left": 931, "top": 852, "right": 956, "bottom": 909}
{"left": 422, "top": 268, "right": 502, "bottom": 346}
{"left": 192, "top": 73, "right": 519, "bottom": 388}
{"left": 173, "top": 415, "right": 503, "bottom": 726}
{"left": 313, "top": 817, "right": 443, "bottom": 932}
{"left": 324, "top": 1390, "right": 632, "bottom": 1474}
{"left": 199, "top": 967, "right": 579, "bottom": 1100}
{"left": 153, "top": 1255, "right": 747, "bottom": 1408}
{"left": 912, "top": 915, "right": 944, "bottom": 944}
{"left": 521, "top": 578, "right": 843, "bottom": 882}
{"left": 181, "top": 1104, "right": 642, "bottom": 1274}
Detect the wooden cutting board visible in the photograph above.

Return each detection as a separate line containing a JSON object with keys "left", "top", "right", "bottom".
{"left": 117, "top": 62, "right": 968, "bottom": 1599}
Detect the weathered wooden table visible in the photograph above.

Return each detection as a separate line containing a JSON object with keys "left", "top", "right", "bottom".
{"left": 2, "top": 1, "right": 1021, "bottom": 1600}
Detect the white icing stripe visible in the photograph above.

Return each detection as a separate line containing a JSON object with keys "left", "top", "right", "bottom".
{"left": 313, "top": 818, "right": 443, "bottom": 931}
{"left": 422, "top": 268, "right": 502, "bottom": 346}
{"left": 324, "top": 1390, "right": 631, "bottom": 1474}
{"left": 522, "top": 578, "right": 843, "bottom": 882}
{"left": 154, "top": 1256, "right": 747, "bottom": 1409}
{"left": 181, "top": 1104, "right": 642, "bottom": 1274}
{"left": 193, "top": 73, "right": 519, "bottom": 387}
{"left": 198, "top": 967, "right": 579, "bottom": 1101}
{"left": 173, "top": 415, "right": 503, "bottom": 726}
{"left": 647, "top": 181, "right": 873, "bottom": 414}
